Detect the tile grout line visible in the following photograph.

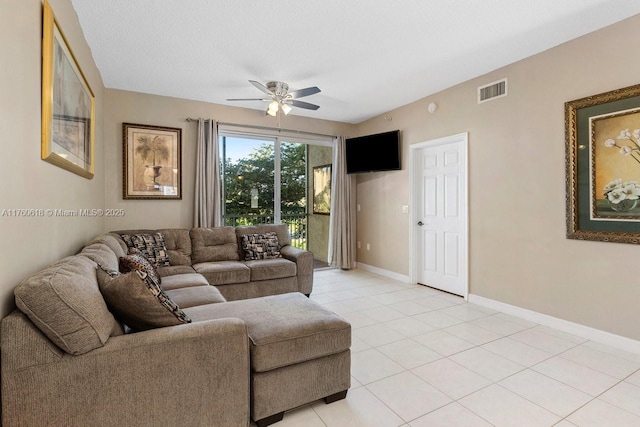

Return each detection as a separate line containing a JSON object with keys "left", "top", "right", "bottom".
{"left": 315, "top": 270, "right": 640, "bottom": 426}
{"left": 554, "top": 366, "right": 640, "bottom": 424}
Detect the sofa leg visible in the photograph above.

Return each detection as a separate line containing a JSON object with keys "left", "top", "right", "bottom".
{"left": 324, "top": 389, "right": 348, "bottom": 404}
{"left": 255, "top": 412, "right": 284, "bottom": 427}
{"left": 304, "top": 293, "right": 310, "bottom": 297}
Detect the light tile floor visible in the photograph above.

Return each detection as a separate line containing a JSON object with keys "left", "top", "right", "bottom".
{"left": 261, "top": 268, "right": 640, "bottom": 427}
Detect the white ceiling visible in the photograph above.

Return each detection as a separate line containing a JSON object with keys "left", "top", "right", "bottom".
{"left": 71, "top": 0, "right": 640, "bottom": 124}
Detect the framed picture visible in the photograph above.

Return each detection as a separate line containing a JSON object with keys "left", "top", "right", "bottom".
{"left": 566, "top": 83, "right": 640, "bottom": 244}
{"left": 123, "top": 123, "right": 182, "bottom": 200}
{"left": 313, "top": 164, "right": 332, "bottom": 215}
{"left": 41, "top": 0, "right": 95, "bottom": 179}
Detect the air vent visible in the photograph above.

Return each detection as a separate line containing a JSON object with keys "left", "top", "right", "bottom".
{"left": 478, "top": 78, "right": 507, "bottom": 104}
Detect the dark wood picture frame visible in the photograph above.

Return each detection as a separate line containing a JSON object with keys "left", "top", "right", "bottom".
{"left": 123, "top": 123, "right": 182, "bottom": 200}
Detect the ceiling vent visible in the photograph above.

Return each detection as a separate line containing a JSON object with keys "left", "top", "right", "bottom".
{"left": 478, "top": 78, "right": 507, "bottom": 104}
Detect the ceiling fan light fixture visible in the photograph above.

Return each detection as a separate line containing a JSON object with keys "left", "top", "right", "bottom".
{"left": 230, "top": 80, "right": 321, "bottom": 116}
{"left": 281, "top": 103, "right": 292, "bottom": 115}
{"left": 267, "top": 101, "right": 279, "bottom": 116}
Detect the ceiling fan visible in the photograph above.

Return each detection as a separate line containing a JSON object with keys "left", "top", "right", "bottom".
{"left": 227, "top": 80, "right": 321, "bottom": 116}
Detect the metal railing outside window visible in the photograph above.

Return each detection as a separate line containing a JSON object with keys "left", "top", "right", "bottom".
{"left": 223, "top": 213, "right": 307, "bottom": 249}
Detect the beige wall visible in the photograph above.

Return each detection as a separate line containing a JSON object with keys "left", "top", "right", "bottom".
{"left": 103, "top": 89, "right": 352, "bottom": 231}
{"left": 0, "top": 0, "right": 105, "bottom": 317}
{"left": 355, "top": 14, "right": 640, "bottom": 340}
{"left": 3, "top": 0, "right": 640, "bottom": 342}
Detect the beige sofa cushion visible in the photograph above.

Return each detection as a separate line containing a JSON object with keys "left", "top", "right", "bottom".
{"left": 88, "top": 233, "right": 128, "bottom": 258}
{"left": 158, "top": 265, "right": 197, "bottom": 277}
{"left": 79, "top": 242, "right": 119, "bottom": 272}
{"left": 246, "top": 258, "right": 296, "bottom": 281}
{"left": 164, "top": 286, "right": 226, "bottom": 308}
{"left": 190, "top": 227, "right": 240, "bottom": 263}
{"left": 14, "top": 255, "right": 118, "bottom": 355}
{"left": 160, "top": 272, "right": 210, "bottom": 291}
{"left": 184, "top": 293, "right": 351, "bottom": 372}
{"left": 193, "top": 261, "right": 250, "bottom": 285}
{"left": 158, "top": 228, "right": 192, "bottom": 265}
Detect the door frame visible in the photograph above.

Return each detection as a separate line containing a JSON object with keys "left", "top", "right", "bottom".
{"left": 409, "top": 132, "right": 469, "bottom": 299}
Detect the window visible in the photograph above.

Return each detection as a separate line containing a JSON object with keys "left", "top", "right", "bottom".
{"left": 219, "top": 127, "right": 333, "bottom": 253}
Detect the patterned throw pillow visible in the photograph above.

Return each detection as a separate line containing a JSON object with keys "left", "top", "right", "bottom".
{"left": 241, "top": 232, "right": 281, "bottom": 261}
{"left": 97, "top": 268, "right": 190, "bottom": 331}
{"left": 120, "top": 233, "right": 170, "bottom": 267}
{"left": 96, "top": 262, "right": 121, "bottom": 278}
{"left": 119, "top": 254, "right": 162, "bottom": 285}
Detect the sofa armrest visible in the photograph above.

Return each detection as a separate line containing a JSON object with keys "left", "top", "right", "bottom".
{"left": 280, "top": 245, "right": 314, "bottom": 295}
{"left": 2, "top": 312, "right": 250, "bottom": 427}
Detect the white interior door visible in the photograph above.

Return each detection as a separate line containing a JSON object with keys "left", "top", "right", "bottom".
{"left": 412, "top": 133, "right": 468, "bottom": 297}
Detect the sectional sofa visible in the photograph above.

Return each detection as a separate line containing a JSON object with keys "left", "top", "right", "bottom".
{"left": 1, "top": 224, "right": 351, "bottom": 427}
{"left": 111, "top": 224, "right": 314, "bottom": 301}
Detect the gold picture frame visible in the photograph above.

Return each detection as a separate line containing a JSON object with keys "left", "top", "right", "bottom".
{"left": 565, "top": 83, "right": 640, "bottom": 244}
{"left": 313, "top": 164, "right": 332, "bottom": 215}
{"left": 123, "top": 123, "right": 182, "bottom": 200}
{"left": 41, "top": 0, "right": 95, "bottom": 179}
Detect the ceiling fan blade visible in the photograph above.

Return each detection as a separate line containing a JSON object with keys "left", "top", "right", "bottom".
{"left": 249, "top": 80, "right": 274, "bottom": 96}
{"left": 290, "top": 100, "right": 320, "bottom": 110}
{"left": 288, "top": 86, "right": 321, "bottom": 99}
{"left": 226, "top": 98, "right": 269, "bottom": 101}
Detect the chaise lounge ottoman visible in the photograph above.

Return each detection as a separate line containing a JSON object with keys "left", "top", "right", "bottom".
{"left": 184, "top": 292, "right": 351, "bottom": 426}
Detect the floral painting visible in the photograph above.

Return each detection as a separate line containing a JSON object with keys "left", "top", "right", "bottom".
{"left": 123, "top": 123, "right": 182, "bottom": 199}
{"left": 592, "top": 109, "right": 640, "bottom": 219}
{"left": 566, "top": 83, "right": 640, "bottom": 244}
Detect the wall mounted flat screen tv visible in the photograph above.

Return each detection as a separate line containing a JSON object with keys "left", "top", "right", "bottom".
{"left": 345, "top": 130, "right": 401, "bottom": 174}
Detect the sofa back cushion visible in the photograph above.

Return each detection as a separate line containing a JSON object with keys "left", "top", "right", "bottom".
{"left": 158, "top": 228, "right": 192, "bottom": 265}
{"left": 79, "top": 242, "right": 119, "bottom": 272}
{"left": 190, "top": 227, "right": 239, "bottom": 264}
{"left": 14, "top": 255, "right": 118, "bottom": 355}
{"left": 88, "top": 233, "right": 128, "bottom": 258}
{"left": 235, "top": 224, "right": 291, "bottom": 260}
{"left": 113, "top": 229, "right": 192, "bottom": 266}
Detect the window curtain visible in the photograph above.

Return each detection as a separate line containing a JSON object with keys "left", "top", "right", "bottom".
{"left": 328, "top": 136, "right": 357, "bottom": 269}
{"left": 193, "top": 118, "right": 221, "bottom": 227}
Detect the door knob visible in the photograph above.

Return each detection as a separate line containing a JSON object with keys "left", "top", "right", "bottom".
{"left": 417, "top": 221, "right": 424, "bottom": 226}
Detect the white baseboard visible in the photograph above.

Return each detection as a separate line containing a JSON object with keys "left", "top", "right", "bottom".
{"left": 356, "top": 262, "right": 410, "bottom": 284}
{"left": 469, "top": 294, "right": 640, "bottom": 356}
